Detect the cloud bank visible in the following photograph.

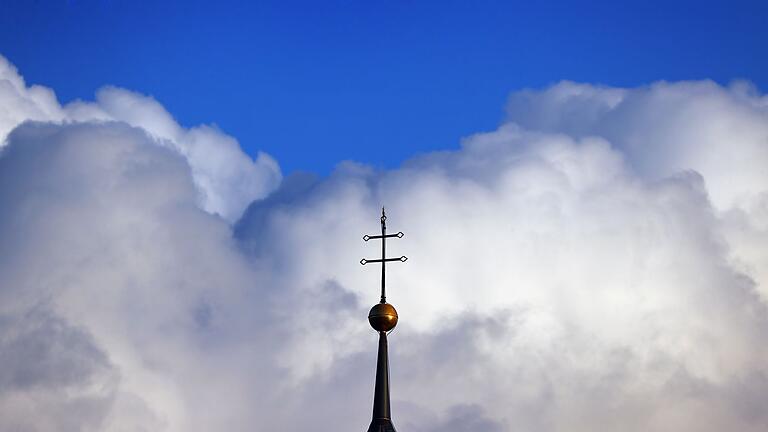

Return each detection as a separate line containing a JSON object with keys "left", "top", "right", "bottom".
{"left": 1, "top": 55, "right": 767, "bottom": 431}
{"left": 0, "top": 56, "right": 281, "bottom": 222}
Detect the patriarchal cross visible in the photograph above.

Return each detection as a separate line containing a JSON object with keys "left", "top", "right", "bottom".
{"left": 360, "top": 207, "right": 407, "bottom": 303}
{"left": 359, "top": 207, "right": 407, "bottom": 432}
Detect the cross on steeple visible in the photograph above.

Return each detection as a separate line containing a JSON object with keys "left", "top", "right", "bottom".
{"left": 360, "top": 208, "right": 406, "bottom": 432}
{"left": 360, "top": 207, "right": 407, "bottom": 304}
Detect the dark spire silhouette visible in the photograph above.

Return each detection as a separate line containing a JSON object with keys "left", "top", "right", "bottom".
{"left": 360, "top": 208, "right": 407, "bottom": 432}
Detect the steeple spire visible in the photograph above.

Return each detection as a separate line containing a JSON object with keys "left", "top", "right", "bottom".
{"left": 360, "top": 208, "right": 407, "bottom": 432}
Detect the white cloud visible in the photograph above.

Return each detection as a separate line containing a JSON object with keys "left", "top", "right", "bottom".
{"left": 504, "top": 80, "right": 768, "bottom": 301}
{"left": 505, "top": 80, "right": 768, "bottom": 212}
{"left": 1, "top": 54, "right": 767, "bottom": 431}
{"left": 0, "top": 121, "right": 268, "bottom": 431}
{"left": 0, "top": 55, "right": 281, "bottom": 222}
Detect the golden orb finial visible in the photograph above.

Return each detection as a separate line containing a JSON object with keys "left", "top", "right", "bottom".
{"left": 368, "top": 302, "right": 398, "bottom": 332}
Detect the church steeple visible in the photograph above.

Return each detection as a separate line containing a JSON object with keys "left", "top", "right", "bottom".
{"left": 360, "top": 208, "right": 407, "bottom": 432}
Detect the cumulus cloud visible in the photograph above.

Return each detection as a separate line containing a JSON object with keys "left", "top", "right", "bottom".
{"left": 0, "top": 55, "right": 281, "bottom": 222}
{"left": 1, "top": 54, "right": 767, "bottom": 432}
{"left": 504, "top": 80, "right": 768, "bottom": 301}
{"left": 0, "top": 120, "right": 268, "bottom": 431}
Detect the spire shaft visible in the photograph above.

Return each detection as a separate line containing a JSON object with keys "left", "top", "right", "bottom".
{"left": 368, "top": 331, "right": 396, "bottom": 432}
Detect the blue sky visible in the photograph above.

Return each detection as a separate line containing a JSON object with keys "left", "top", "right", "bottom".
{"left": 1, "top": 0, "right": 766, "bottom": 174}
{"left": 3, "top": 2, "right": 768, "bottom": 431}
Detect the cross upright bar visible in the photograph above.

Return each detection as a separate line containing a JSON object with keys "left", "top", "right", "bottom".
{"left": 360, "top": 207, "right": 407, "bottom": 303}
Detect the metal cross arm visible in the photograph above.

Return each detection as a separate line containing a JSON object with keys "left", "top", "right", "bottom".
{"left": 363, "top": 232, "right": 404, "bottom": 241}
{"left": 360, "top": 256, "right": 408, "bottom": 265}
{"left": 360, "top": 207, "right": 407, "bottom": 303}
